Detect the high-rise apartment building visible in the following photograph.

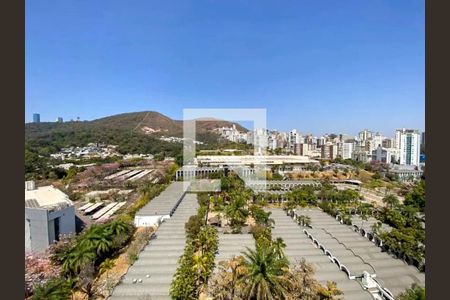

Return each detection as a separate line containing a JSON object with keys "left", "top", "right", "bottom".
{"left": 321, "top": 143, "right": 338, "bottom": 160}
{"left": 33, "top": 113, "right": 40, "bottom": 123}
{"left": 341, "top": 142, "right": 354, "bottom": 159}
{"left": 358, "top": 129, "right": 373, "bottom": 142}
{"left": 395, "top": 129, "right": 421, "bottom": 166}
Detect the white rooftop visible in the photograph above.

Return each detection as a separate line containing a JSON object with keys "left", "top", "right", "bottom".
{"left": 25, "top": 185, "right": 73, "bottom": 210}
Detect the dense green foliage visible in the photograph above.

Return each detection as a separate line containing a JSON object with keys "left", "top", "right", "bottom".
{"left": 375, "top": 181, "right": 426, "bottom": 265}
{"left": 49, "top": 219, "right": 135, "bottom": 277}
{"left": 170, "top": 196, "right": 219, "bottom": 299}
{"left": 240, "top": 245, "right": 289, "bottom": 299}
{"left": 397, "top": 284, "right": 425, "bottom": 300}
{"left": 403, "top": 180, "right": 425, "bottom": 212}
{"left": 31, "top": 278, "right": 73, "bottom": 300}
{"left": 317, "top": 179, "right": 426, "bottom": 267}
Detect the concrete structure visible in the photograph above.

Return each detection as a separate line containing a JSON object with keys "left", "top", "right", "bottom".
{"left": 321, "top": 143, "right": 338, "bottom": 160}
{"left": 110, "top": 193, "right": 199, "bottom": 300}
{"left": 371, "top": 145, "right": 394, "bottom": 164}
{"left": 352, "top": 149, "right": 372, "bottom": 163}
{"left": 134, "top": 182, "right": 189, "bottom": 227}
{"left": 358, "top": 130, "right": 373, "bottom": 143}
{"left": 175, "top": 166, "right": 222, "bottom": 180}
{"left": 382, "top": 138, "right": 393, "bottom": 149}
{"left": 372, "top": 133, "right": 384, "bottom": 151}
{"left": 395, "top": 129, "right": 421, "bottom": 166}
{"left": 294, "top": 143, "right": 311, "bottom": 156}
{"left": 32, "top": 113, "right": 40, "bottom": 123}
{"left": 215, "top": 232, "right": 255, "bottom": 264}
{"left": 279, "top": 208, "right": 425, "bottom": 297}
{"left": 269, "top": 208, "right": 373, "bottom": 300}
{"left": 25, "top": 182, "right": 75, "bottom": 253}
{"left": 387, "top": 165, "right": 424, "bottom": 182}
{"left": 56, "top": 117, "right": 63, "bottom": 123}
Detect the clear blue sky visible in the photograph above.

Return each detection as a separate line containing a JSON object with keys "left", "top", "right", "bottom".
{"left": 26, "top": 0, "right": 424, "bottom": 137}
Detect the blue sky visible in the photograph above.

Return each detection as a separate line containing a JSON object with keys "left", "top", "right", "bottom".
{"left": 26, "top": 0, "right": 424, "bottom": 136}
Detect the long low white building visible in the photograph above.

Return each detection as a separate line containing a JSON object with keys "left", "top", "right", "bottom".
{"left": 194, "top": 155, "right": 319, "bottom": 167}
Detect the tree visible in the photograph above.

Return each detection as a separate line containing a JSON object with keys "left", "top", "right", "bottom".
{"left": 31, "top": 278, "right": 72, "bottom": 300}
{"left": 192, "top": 252, "right": 210, "bottom": 288}
{"left": 250, "top": 205, "right": 274, "bottom": 226}
{"left": 79, "top": 226, "right": 113, "bottom": 256}
{"left": 382, "top": 194, "right": 400, "bottom": 209}
{"left": 397, "top": 284, "right": 425, "bottom": 300}
{"left": 225, "top": 193, "right": 249, "bottom": 230}
{"left": 99, "top": 258, "right": 115, "bottom": 276}
{"left": 61, "top": 246, "right": 97, "bottom": 275}
{"left": 316, "top": 281, "right": 343, "bottom": 300}
{"left": 272, "top": 237, "right": 287, "bottom": 260}
{"left": 207, "top": 256, "right": 248, "bottom": 300}
{"left": 185, "top": 215, "right": 203, "bottom": 239}
{"left": 240, "top": 246, "right": 289, "bottom": 300}
{"left": 404, "top": 180, "right": 425, "bottom": 212}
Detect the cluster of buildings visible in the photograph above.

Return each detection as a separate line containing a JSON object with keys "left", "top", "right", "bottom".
{"left": 50, "top": 143, "right": 121, "bottom": 160}
{"left": 32, "top": 113, "right": 64, "bottom": 123}
{"left": 216, "top": 125, "right": 425, "bottom": 171}
{"left": 159, "top": 136, "right": 204, "bottom": 144}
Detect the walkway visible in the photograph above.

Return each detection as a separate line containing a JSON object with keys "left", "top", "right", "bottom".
{"left": 109, "top": 193, "right": 198, "bottom": 300}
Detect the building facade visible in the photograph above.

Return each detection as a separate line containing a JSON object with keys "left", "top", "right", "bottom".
{"left": 395, "top": 129, "right": 421, "bottom": 166}
{"left": 341, "top": 142, "right": 354, "bottom": 159}
{"left": 33, "top": 113, "right": 40, "bottom": 123}
{"left": 25, "top": 182, "right": 76, "bottom": 253}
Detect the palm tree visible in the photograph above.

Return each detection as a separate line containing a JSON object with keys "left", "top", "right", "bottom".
{"left": 62, "top": 246, "right": 97, "bottom": 275}
{"left": 303, "top": 216, "right": 312, "bottom": 228}
{"left": 272, "top": 238, "right": 287, "bottom": 260}
{"left": 240, "top": 246, "right": 289, "bottom": 300}
{"left": 79, "top": 227, "right": 113, "bottom": 256}
{"left": 316, "top": 281, "right": 343, "bottom": 300}
{"left": 397, "top": 284, "right": 425, "bottom": 300}
{"left": 382, "top": 194, "right": 400, "bottom": 209}
{"left": 106, "top": 219, "right": 132, "bottom": 236}
{"left": 32, "top": 278, "right": 71, "bottom": 300}
{"left": 99, "top": 258, "right": 115, "bottom": 275}
{"left": 225, "top": 195, "right": 249, "bottom": 228}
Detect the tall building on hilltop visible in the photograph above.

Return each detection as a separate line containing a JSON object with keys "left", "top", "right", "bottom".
{"left": 56, "top": 117, "right": 63, "bottom": 123}
{"left": 395, "top": 128, "right": 421, "bottom": 166}
{"left": 33, "top": 113, "right": 40, "bottom": 123}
